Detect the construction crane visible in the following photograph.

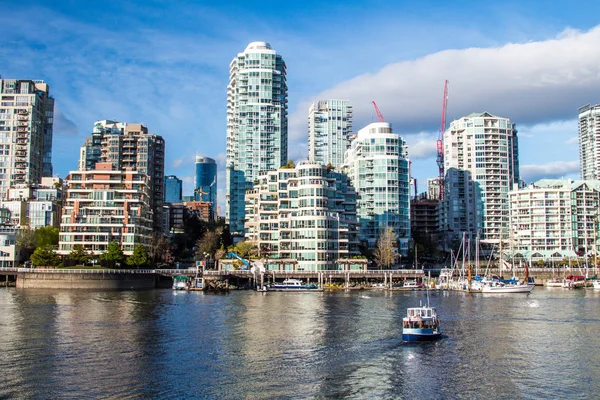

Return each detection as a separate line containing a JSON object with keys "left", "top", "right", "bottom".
{"left": 436, "top": 80, "right": 449, "bottom": 200}
{"left": 371, "top": 101, "right": 385, "bottom": 123}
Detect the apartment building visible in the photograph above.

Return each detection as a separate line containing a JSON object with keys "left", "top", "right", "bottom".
{"left": 194, "top": 156, "right": 217, "bottom": 222}
{"left": 0, "top": 78, "right": 54, "bottom": 199}
{"left": 308, "top": 100, "right": 353, "bottom": 169}
{"left": 57, "top": 163, "right": 153, "bottom": 255}
{"left": 509, "top": 179, "right": 600, "bottom": 261}
{"left": 579, "top": 104, "right": 600, "bottom": 180}
{"left": 344, "top": 122, "right": 411, "bottom": 257}
{"left": 79, "top": 120, "right": 165, "bottom": 231}
{"left": 0, "top": 177, "right": 63, "bottom": 229}
{"left": 444, "top": 112, "right": 520, "bottom": 243}
{"left": 245, "top": 162, "right": 359, "bottom": 270}
{"left": 226, "top": 42, "right": 288, "bottom": 236}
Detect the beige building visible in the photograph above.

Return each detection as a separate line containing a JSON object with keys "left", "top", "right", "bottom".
{"left": 58, "top": 163, "right": 153, "bottom": 255}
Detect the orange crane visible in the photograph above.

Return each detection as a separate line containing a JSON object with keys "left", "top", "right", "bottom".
{"left": 372, "top": 101, "right": 385, "bottom": 122}
{"left": 436, "top": 80, "right": 449, "bottom": 200}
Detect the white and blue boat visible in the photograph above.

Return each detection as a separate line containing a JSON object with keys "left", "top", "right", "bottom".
{"left": 402, "top": 300, "right": 441, "bottom": 342}
{"left": 267, "top": 278, "right": 321, "bottom": 292}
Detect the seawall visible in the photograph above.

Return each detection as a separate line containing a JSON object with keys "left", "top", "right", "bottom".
{"left": 16, "top": 271, "right": 157, "bottom": 289}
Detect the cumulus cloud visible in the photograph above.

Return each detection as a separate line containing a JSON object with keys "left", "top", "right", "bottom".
{"left": 289, "top": 26, "right": 600, "bottom": 157}
{"left": 520, "top": 161, "right": 579, "bottom": 183}
{"left": 405, "top": 132, "right": 437, "bottom": 160}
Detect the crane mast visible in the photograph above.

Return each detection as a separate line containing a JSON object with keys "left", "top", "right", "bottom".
{"left": 436, "top": 80, "right": 448, "bottom": 200}
{"left": 371, "top": 101, "right": 385, "bottom": 123}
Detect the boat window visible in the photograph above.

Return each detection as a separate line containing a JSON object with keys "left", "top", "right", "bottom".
{"left": 426, "top": 310, "right": 431, "bottom": 317}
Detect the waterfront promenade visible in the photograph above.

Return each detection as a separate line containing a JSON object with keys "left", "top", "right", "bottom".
{"left": 0, "top": 266, "right": 590, "bottom": 289}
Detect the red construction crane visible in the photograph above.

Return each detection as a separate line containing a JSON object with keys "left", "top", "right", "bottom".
{"left": 436, "top": 80, "right": 449, "bottom": 200}
{"left": 372, "top": 101, "right": 385, "bottom": 123}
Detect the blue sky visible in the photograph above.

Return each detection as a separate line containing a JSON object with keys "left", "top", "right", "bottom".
{"left": 2, "top": 0, "right": 600, "bottom": 212}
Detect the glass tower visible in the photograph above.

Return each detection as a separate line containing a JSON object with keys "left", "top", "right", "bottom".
{"left": 194, "top": 156, "right": 217, "bottom": 220}
{"left": 345, "top": 122, "right": 411, "bottom": 257}
{"left": 164, "top": 175, "right": 182, "bottom": 203}
{"left": 308, "top": 100, "right": 353, "bottom": 169}
{"left": 226, "top": 42, "right": 288, "bottom": 235}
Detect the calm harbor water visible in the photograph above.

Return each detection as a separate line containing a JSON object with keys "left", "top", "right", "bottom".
{"left": 1, "top": 287, "right": 599, "bottom": 399}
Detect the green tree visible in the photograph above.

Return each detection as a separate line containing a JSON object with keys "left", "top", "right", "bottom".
{"left": 373, "top": 227, "right": 398, "bottom": 269}
{"left": 69, "top": 244, "right": 92, "bottom": 265}
{"left": 100, "top": 241, "right": 125, "bottom": 266}
{"left": 127, "top": 244, "right": 149, "bottom": 269}
{"left": 17, "top": 228, "right": 36, "bottom": 261}
{"left": 232, "top": 240, "right": 258, "bottom": 259}
{"left": 35, "top": 226, "right": 59, "bottom": 247}
{"left": 196, "top": 230, "right": 220, "bottom": 259}
{"left": 31, "top": 245, "right": 60, "bottom": 267}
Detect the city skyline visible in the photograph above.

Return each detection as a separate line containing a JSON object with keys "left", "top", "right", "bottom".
{"left": 2, "top": 1, "right": 600, "bottom": 214}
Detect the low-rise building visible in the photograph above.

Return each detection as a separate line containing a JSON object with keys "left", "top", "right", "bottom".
{"left": 509, "top": 179, "right": 600, "bottom": 261}
{"left": 58, "top": 163, "right": 153, "bottom": 255}
{"left": 245, "top": 162, "right": 359, "bottom": 270}
{"left": 0, "top": 177, "right": 63, "bottom": 229}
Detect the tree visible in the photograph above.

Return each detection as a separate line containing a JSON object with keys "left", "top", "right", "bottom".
{"left": 196, "top": 230, "right": 220, "bottom": 259}
{"left": 232, "top": 240, "right": 258, "bottom": 259}
{"left": 127, "top": 244, "right": 149, "bottom": 269}
{"left": 35, "top": 226, "right": 59, "bottom": 247}
{"left": 220, "top": 225, "right": 233, "bottom": 250}
{"left": 373, "top": 227, "right": 398, "bottom": 269}
{"left": 100, "top": 241, "right": 125, "bottom": 266}
{"left": 283, "top": 160, "right": 295, "bottom": 169}
{"left": 31, "top": 245, "right": 60, "bottom": 267}
{"left": 69, "top": 244, "right": 92, "bottom": 265}
{"left": 17, "top": 228, "right": 36, "bottom": 261}
{"left": 150, "top": 232, "right": 169, "bottom": 264}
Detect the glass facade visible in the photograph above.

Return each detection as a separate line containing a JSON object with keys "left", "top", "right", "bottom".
{"left": 164, "top": 175, "right": 182, "bottom": 203}
{"left": 194, "top": 156, "right": 217, "bottom": 220}
{"left": 226, "top": 42, "right": 288, "bottom": 235}
{"left": 345, "top": 122, "right": 411, "bottom": 257}
{"left": 308, "top": 100, "right": 353, "bottom": 169}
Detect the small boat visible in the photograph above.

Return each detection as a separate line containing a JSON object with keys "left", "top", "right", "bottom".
{"left": 402, "top": 302, "right": 442, "bottom": 342}
{"left": 172, "top": 275, "right": 190, "bottom": 290}
{"left": 545, "top": 278, "right": 563, "bottom": 288}
{"left": 593, "top": 280, "right": 600, "bottom": 290}
{"left": 267, "top": 278, "right": 322, "bottom": 292}
{"left": 481, "top": 281, "right": 534, "bottom": 293}
{"left": 562, "top": 275, "right": 586, "bottom": 289}
{"left": 403, "top": 279, "right": 423, "bottom": 289}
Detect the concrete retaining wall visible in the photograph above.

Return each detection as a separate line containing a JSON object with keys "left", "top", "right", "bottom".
{"left": 16, "top": 272, "right": 157, "bottom": 289}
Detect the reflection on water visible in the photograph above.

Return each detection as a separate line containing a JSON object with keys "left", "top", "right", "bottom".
{"left": 0, "top": 288, "right": 599, "bottom": 398}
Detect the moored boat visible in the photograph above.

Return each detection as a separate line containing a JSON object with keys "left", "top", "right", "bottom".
{"left": 172, "top": 275, "right": 190, "bottom": 290}
{"left": 267, "top": 278, "right": 322, "bottom": 292}
{"left": 593, "top": 280, "right": 600, "bottom": 290}
{"left": 481, "top": 281, "right": 534, "bottom": 293}
{"left": 402, "top": 302, "right": 442, "bottom": 342}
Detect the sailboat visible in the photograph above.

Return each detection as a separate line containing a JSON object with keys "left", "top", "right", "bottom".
{"left": 481, "top": 262, "right": 534, "bottom": 293}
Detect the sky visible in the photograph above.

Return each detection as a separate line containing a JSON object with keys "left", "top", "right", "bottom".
{"left": 2, "top": 0, "right": 600, "bottom": 213}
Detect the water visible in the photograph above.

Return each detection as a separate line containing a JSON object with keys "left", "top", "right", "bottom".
{"left": 1, "top": 288, "right": 599, "bottom": 399}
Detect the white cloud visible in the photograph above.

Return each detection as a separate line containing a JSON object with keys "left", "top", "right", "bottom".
{"left": 289, "top": 26, "right": 600, "bottom": 161}
{"left": 405, "top": 132, "right": 438, "bottom": 160}
{"left": 520, "top": 161, "right": 579, "bottom": 183}
{"left": 565, "top": 136, "right": 579, "bottom": 145}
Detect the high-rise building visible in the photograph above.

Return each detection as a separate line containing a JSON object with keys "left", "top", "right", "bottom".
{"left": 79, "top": 120, "right": 165, "bottom": 231}
{"left": 443, "top": 112, "right": 520, "bottom": 242}
{"left": 194, "top": 156, "right": 217, "bottom": 221}
{"left": 308, "top": 100, "right": 353, "bottom": 169}
{"left": 579, "top": 104, "right": 600, "bottom": 180}
{"left": 0, "top": 78, "right": 54, "bottom": 199}
{"left": 245, "top": 162, "right": 359, "bottom": 270}
{"left": 344, "top": 122, "right": 411, "bottom": 257}
{"left": 164, "top": 175, "right": 182, "bottom": 203}
{"left": 226, "top": 42, "right": 288, "bottom": 235}
{"left": 58, "top": 163, "right": 152, "bottom": 255}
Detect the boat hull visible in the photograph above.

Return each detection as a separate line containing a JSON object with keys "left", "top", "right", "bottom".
{"left": 482, "top": 284, "right": 534, "bottom": 293}
{"left": 267, "top": 287, "right": 322, "bottom": 292}
{"left": 402, "top": 328, "right": 442, "bottom": 342}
